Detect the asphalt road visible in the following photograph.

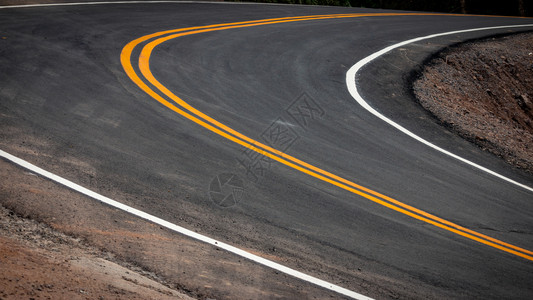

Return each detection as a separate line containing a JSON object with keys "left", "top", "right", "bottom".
{"left": 1, "top": 2, "right": 532, "bottom": 299}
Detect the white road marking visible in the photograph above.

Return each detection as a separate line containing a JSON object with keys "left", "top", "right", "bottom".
{"left": 0, "top": 1, "right": 286, "bottom": 9}
{"left": 346, "top": 24, "right": 533, "bottom": 193}
{"left": 0, "top": 149, "right": 372, "bottom": 300}
{"left": 0, "top": 1, "right": 209, "bottom": 9}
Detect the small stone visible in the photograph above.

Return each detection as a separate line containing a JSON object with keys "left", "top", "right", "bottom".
{"left": 517, "top": 94, "right": 532, "bottom": 111}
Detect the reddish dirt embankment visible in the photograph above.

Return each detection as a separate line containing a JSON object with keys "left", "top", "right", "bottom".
{"left": 0, "top": 204, "right": 193, "bottom": 300}
{"left": 414, "top": 32, "right": 533, "bottom": 173}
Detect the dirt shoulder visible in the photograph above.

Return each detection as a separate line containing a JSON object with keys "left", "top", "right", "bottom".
{"left": 413, "top": 32, "right": 533, "bottom": 173}
{"left": 0, "top": 154, "right": 345, "bottom": 300}
{"left": 0, "top": 203, "right": 194, "bottom": 300}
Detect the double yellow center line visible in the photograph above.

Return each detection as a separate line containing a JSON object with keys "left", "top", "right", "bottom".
{"left": 121, "top": 13, "right": 533, "bottom": 261}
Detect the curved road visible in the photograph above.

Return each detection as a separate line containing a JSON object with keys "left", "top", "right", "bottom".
{"left": 1, "top": 2, "right": 532, "bottom": 299}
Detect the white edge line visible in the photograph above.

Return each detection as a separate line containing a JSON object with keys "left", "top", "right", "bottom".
{"left": 0, "top": 149, "right": 373, "bottom": 300}
{"left": 346, "top": 24, "right": 533, "bottom": 193}
{"left": 0, "top": 1, "right": 309, "bottom": 9}
{"left": 0, "top": 1, "right": 226, "bottom": 9}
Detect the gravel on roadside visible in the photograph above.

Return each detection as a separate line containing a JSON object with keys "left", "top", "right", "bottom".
{"left": 413, "top": 32, "right": 533, "bottom": 173}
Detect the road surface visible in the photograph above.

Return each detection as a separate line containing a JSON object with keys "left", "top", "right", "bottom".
{"left": 1, "top": 2, "right": 532, "bottom": 299}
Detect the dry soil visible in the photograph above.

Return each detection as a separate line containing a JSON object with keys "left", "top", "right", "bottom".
{"left": 414, "top": 32, "right": 533, "bottom": 173}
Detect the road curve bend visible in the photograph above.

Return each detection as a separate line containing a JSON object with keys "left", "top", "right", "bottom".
{"left": 1, "top": 2, "right": 532, "bottom": 299}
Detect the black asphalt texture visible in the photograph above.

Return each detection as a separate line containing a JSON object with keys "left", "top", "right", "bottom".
{"left": 1, "top": 2, "right": 532, "bottom": 299}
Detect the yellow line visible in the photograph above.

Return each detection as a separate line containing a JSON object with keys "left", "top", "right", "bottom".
{"left": 121, "top": 13, "right": 533, "bottom": 261}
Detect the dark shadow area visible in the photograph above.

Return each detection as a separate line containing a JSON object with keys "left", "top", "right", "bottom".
{"left": 229, "top": 0, "right": 532, "bottom": 17}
